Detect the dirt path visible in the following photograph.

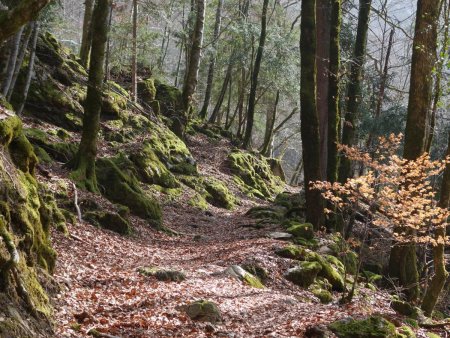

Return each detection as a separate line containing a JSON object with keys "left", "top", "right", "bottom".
{"left": 52, "top": 135, "right": 393, "bottom": 337}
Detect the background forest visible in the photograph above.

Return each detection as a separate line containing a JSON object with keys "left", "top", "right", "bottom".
{"left": 0, "top": 0, "right": 449, "bottom": 337}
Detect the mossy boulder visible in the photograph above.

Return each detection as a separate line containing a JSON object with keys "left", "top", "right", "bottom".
{"left": 311, "top": 288, "right": 333, "bottom": 304}
{"left": 138, "top": 266, "right": 186, "bottom": 282}
{"left": 397, "top": 326, "right": 416, "bottom": 338}
{"left": 84, "top": 211, "right": 131, "bottom": 235}
{"left": 274, "top": 191, "right": 304, "bottom": 210}
{"left": 24, "top": 128, "right": 77, "bottom": 162}
{"left": 137, "top": 78, "right": 160, "bottom": 114}
{"left": 241, "top": 263, "right": 269, "bottom": 284}
{"left": 223, "top": 265, "right": 264, "bottom": 288}
{"left": 285, "top": 261, "right": 322, "bottom": 288}
{"left": 154, "top": 79, "right": 183, "bottom": 116}
{"left": 285, "top": 221, "right": 314, "bottom": 240}
{"left": 305, "top": 252, "right": 345, "bottom": 291}
{"left": 185, "top": 300, "right": 222, "bottom": 323}
{"left": 228, "top": 150, "right": 284, "bottom": 199}
{"left": 203, "top": 178, "right": 236, "bottom": 209}
{"left": 328, "top": 316, "right": 397, "bottom": 338}
{"left": 95, "top": 156, "right": 162, "bottom": 224}
{"left": 275, "top": 244, "right": 306, "bottom": 260}
{"left": 246, "top": 206, "right": 286, "bottom": 221}
{"left": 0, "top": 114, "right": 57, "bottom": 336}
{"left": 129, "top": 143, "right": 179, "bottom": 188}
{"left": 390, "top": 300, "right": 423, "bottom": 320}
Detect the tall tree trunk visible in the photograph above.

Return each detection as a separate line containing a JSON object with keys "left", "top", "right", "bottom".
{"left": 242, "top": 0, "right": 269, "bottom": 149}
{"left": 260, "top": 90, "right": 280, "bottom": 157}
{"left": 6, "top": 22, "right": 32, "bottom": 100}
{"left": 0, "top": 0, "right": 50, "bottom": 42}
{"left": 181, "top": 0, "right": 205, "bottom": 114}
{"left": 70, "top": 0, "right": 111, "bottom": 192}
{"left": 199, "top": 0, "right": 224, "bottom": 119}
{"left": 79, "top": 0, "right": 94, "bottom": 68}
{"left": 326, "top": 0, "right": 342, "bottom": 184}
{"left": 300, "top": 0, "right": 324, "bottom": 229}
{"left": 1, "top": 26, "right": 24, "bottom": 96}
{"left": 338, "top": 0, "right": 372, "bottom": 183}
{"left": 421, "top": 132, "right": 450, "bottom": 315}
{"left": 104, "top": 3, "right": 113, "bottom": 82}
{"left": 389, "top": 0, "right": 440, "bottom": 303}
{"left": 425, "top": 0, "right": 449, "bottom": 152}
{"left": 131, "top": 0, "right": 138, "bottom": 102}
{"left": 17, "top": 21, "right": 38, "bottom": 115}
{"left": 209, "top": 62, "right": 231, "bottom": 123}
{"left": 316, "top": 0, "right": 331, "bottom": 179}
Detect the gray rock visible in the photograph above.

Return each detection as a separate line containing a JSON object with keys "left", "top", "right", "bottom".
{"left": 267, "top": 232, "right": 293, "bottom": 240}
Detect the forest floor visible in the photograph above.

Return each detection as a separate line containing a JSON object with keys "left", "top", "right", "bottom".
{"left": 51, "top": 133, "right": 401, "bottom": 337}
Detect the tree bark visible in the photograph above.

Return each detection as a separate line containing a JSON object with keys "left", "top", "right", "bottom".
{"left": 338, "top": 0, "right": 372, "bottom": 183}
{"left": 316, "top": 0, "right": 331, "bottom": 179}
{"left": 389, "top": 0, "right": 440, "bottom": 303}
{"left": 421, "top": 132, "right": 450, "bottom": 316}
{"left": 260, "top": 90, "right": 280, "bottom": 157}
{"left": 326, "top": 0, "right": 341, "bottom": 184}
{"left": 300, "top": 0, "right": 324, "bottom": 229}
{"left": 243, "top": 0, "right": 269, "bottom": 149}
{"left": 1, "top": 26, "right": 24, "bottom": 96}
{"left": 6, "top": 22, "right": 32, "bottom": 100}
{"left": 199, "top": 0, "right": 224, "bottom": 119}
{"left": 209, "top": 62, "right": 232, "bottom": 124}
{"left": 181, "top": 0, "right": 205, "bottom": 114}
{"left": 71, "top": 0, "right": 111, "bottom": 192}
{"left": 0, "top": 0, "right": 50, "bottom": 42}
{"left": 17, "top": 21, "right": 38, "bottom": 115}
{"left": 131, "top": 0, "right": 138, "bottom": 102}
{"left": 79, "top": 0, "right": 94, "bottom": 68}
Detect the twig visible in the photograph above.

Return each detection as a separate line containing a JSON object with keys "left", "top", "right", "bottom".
{"left": 72, "top": 182, "right": 82, "bottom": 223}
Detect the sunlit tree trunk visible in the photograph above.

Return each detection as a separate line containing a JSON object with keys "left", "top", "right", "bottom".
{"left": 209, "top": 60, "right": 231, "bottom": 124}
{"left": 260, "top": 90, "right": 280, "bottom": 157}
{"left": 1, "top": 26, "right": 23, "bottom": 96}
{"left": 389, "top": 0, "right": 440, "bottom": 303}
{"left": 243, "top": 0, "right": 269, "bottom": 149}
{"left": 6, "top": 22, "right": 32, "bottom": 100}
{"left": 338, "top": 0, "right": 371, "bottom": 183}
{"left": 70, "top": 0, "right": 111, "bottom": 192}
{"left": 182, "top": 0, "right": 205, "bottom": 114}
{"left": 300, "top": 0, "right": 324, "bottom": 229}
{"left": 17, "top": 21, "right": 38, "bottom": 115}
{"left": 79, "top": 0, "right": 94, "bottom": 68}
{"left": 199, "top": 0, "right": 223, "bottom": 119}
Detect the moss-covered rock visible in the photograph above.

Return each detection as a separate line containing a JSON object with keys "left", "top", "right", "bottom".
{"left": 246, "top": 206, "right": 286, "bottom": 221}
{"left": 137, "top": 78, "right": 160, "bottom": 114}
{"left": 138, "top": 266, "right": 186, "bottom": 282}
{"left": 274, "top": 191, "right": 305, "bottom": 210}
{"left": 275, "top": 244, "right": 306, "bottom": 260}
{"left": 328, "top": 316, "right": 397, "bottom": 338}
{"left": 305, "top": 252, "right": 345, "bottom": 292}
{"left": 390, "top": 300, "right": 423, "bottom": 320}
{"left": 285, "top": 221, "right": 314, "bottom": 240}
{"left": 185, "top": 300, "right": 222, "bottom": 323}
{"left": 311, "top": 288, "right": 333, "bottom": 304}
{"left": 397, "top": 325, "right": 416, "bottom": 338}
{"left": 223, "top": 265, "right": 264, "bottom": 288}
{"left": 95, "top": 156, "right": 162, "bottom": 224}
{"left": 228, "top": 150, "right": 284, "bottom": 199}
{"left": 154, "top": 79, "right": 183, "bottom": 117}
{"left": 242, "top": 263, "right": 269, "bottom": 284}
{"left": 203, "top": 178, "right": 235, "bottom": 209}
{"left": 285, "top": 261, "right": 322, "bottom": 288}
{"left": 85, "top": 211, "right": 131, "bottom": 235}
{"left": 24, "top": 128, "right": 77, "bottom": 162}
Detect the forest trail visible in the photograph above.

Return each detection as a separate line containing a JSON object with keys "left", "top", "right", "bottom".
{"left": 51, "top": 133, "right": 393, "bottom": 338}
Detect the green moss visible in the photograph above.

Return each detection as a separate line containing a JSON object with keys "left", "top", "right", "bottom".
{"left": 246, "top": 206, "right": 285, "bottom": 221}
{"left": 242, "top": 263, "right": 269, "bottom": 283}
{"left": 228, "top": 150, "right": 284, "bottom": 200}
{"left": 329, "top": 316, "right": 397, "bottom": 338}
{"left": 305, "top": 252, "right": 345, "bottom": 291}
{"left": 85, "top": 211, "right": 131, "bottom": 235}
{"left": 154, "top": 79, "right": 183, "bottom": 117}
{"left": 275, "top": 244, "right": 306, "bottom": 260}
{"left": 285, "top": 221, "right": 314, "bottom": 240}
{"left": 129, "top": 143, "right": 179, "bottom": 188}
{"left": 137, "top": 78, "right": 160, "bottom": 114}
{"left": 426, "top": 333, "right": 441, "bottom": 338}
{"left": 188, "top": 194, "right": 209, "bottom": 210}
{"left": 243, "top": 273, "right": 264, "bottom": 289}
{"left": 397, "top": 326, "right": 416, "bottom": 338}
{"left": 185, "top": 300, "right": 222, "bottom": 324}
{"left": 203, "top": 178, "right": 236, "bottom": 209}
{"left": 102, "top": 88, "right": 128, "bottom": 120}
{"left": 95, "top": 156, "right": 162, "bottom": 225}
{"left": 38, "top": 188, "right": 68, "bottom": 235}
{"left": 285, "top": 261, "right": 322, "bottom": 288}
{"left": 274, "top": 191, "right": 304, "bottom": 209}
{"left": 0, "top": 115, "right": 22, "bottom": 146}
{"left": 311, "top": 288, "right": 333, "bottom": 304}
